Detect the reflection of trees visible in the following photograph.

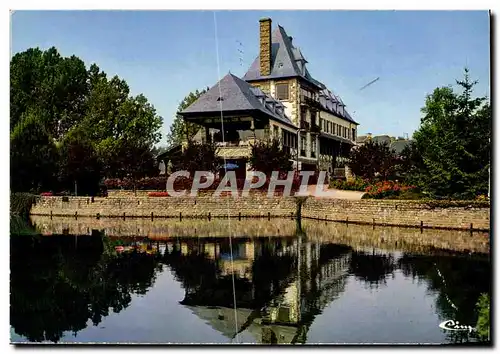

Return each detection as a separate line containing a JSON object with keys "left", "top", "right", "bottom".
{"left": 398, "top": 253, "right": 491, "bottom": 344}
{"left": 10, "top": 234, "right": 162, "bottom": 343}
{"left": 349, "top": 250, "right": 396, "bottom": 288}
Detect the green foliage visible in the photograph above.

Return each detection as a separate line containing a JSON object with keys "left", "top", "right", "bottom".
{"left": 10, "top": 193, "right": 39, "bottom": 216}
{"left": 166, "top": 89, "right": 207, "bottom": 147}
{"left": 58, "top": 128, "right": 101, "bottom": 196}
{"left": 249, "top": 138, "right": 293, "bottom": 176}
{"left": 171, "top": 141, "right": 221, "bottom": 176}
{"left": 476, "top": 293, "right": 490, "bottom": 341}
{"left": 348, "top": 140, "right": 398, "bottom": 180}
{"left": 329, "top": 177, "right": 370, "bottom": 191}
{"left": 10, "top": 47, "right": 163, "bottom": 194}
{"left": 10, "top": 108, "right": 59, "bottom": 193}
{"left": 412, "top": 68, "right": 491, "bottom": 199}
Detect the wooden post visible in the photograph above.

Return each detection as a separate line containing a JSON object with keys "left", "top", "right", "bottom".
{"left": 96, "top": 213, "right": 100, "bottom": 220}
{"left": 208, "top": 212, "right": 211, "bottom": 221}
{"left": 123, "top": 212, "right": 126, "bottom": 220}
{"left": 268, "top": 212, "right": 271, "bottom": 221}
{"left": 75, "top": 211, "right": 78, "bottom": 220}
{"left": 151, "top": 212, "right": 154, "bottom": 221}
{"left": 180, "top": 212, "right": 182, "bottom": 221}
{"left": 239, "top": 212, "right": 241, "bottom": 221}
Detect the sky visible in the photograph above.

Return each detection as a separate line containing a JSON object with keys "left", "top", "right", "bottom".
{"left": 11, "top": 10, "right": 490, "bottom": 145}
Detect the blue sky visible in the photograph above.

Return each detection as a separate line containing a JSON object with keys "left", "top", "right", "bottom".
{"left": 11, "top": 10, "right": 490, "bottom": 145}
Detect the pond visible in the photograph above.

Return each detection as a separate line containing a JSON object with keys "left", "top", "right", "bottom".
{"left": 10, "top": 218, "right": 491, "bottom": 345}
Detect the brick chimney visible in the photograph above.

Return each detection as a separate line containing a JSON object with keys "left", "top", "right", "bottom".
{"left": 259, "top": 18, "right": 272, "bottom": 76}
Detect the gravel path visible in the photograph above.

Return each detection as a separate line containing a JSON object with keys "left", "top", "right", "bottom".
{"left": 305, "top": 184, "right": 366, "bottom": 200}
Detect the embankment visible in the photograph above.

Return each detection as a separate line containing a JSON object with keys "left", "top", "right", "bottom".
{"left": 30, "top": 194, "right": 490, "bottom": 232}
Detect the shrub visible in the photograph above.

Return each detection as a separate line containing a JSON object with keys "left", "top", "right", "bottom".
{"left": 329, "top": 177, "right": 370, "bottom": 191}
{"left": 364, "top": 181, "right": 417, "bottom": 199}
{"left": 148, "top": 192, "right": 169, "bottom": 197}
{"left": 476, "top": 293, "right": 490, "bottom": 342}
{"left": 40, "top": 192, "right": 53, "bottom": 196}
{"left": 10, "top": 193, "right": 39, "bottom": 216}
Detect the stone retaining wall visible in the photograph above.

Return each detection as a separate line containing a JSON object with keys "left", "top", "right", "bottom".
{"left": 30, "top": 195, "right": 490, "bottom": 231}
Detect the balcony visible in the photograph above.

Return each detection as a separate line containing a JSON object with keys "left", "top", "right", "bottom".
{"left": 300, "top": 120, "right": 310, "bottom": 130}
{"left": 300, "top": 95, "right": 321, "bottom": 109}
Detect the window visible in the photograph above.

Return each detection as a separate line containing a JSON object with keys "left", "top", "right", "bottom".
{"left": 276, "top": 83, "right": 290, "bottom": 100}
{"left": 300, "top": 135, "right": 306, "bottom": 156}
{"left": 352, "top": 128, "right": 356, "bottom": 141}
{"left": 319, "top": 118, "right": 323, "bottom": 131}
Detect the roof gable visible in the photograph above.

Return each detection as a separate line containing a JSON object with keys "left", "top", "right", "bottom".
{"left": 180, "top": 73, "right": 295, "bottom": 127}
{"left": 243, "top": 25, "right": 321, "bottom": 89}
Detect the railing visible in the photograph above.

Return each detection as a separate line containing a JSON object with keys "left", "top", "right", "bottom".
{"left": 215, "top": 140, "right": 252, "bottom": 147}
{"left": 300, "top": 95, "right": 318, "bottom": 104}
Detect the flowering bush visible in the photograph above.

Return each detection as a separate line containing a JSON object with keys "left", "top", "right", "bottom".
{"left": 148, "top": 192, "right": 170, "bottom": 197}
{"left": 364, "top": 180, "right": 417, "bottom": 199}
{"left": 329, "top": 177, "right": 370, "bottom": 191}
{"left": 104, "top": 177, "right": 169, "bottom": 190}
{"left": 476, "top": 194, "right": 489, "bottom": 201}
{"left": 40, "top": 192, "right": 53, "bottom": 196}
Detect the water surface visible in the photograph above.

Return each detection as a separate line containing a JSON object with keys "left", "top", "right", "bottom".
{"left": 10, "top": 219, "right": 490, "bottom": 345}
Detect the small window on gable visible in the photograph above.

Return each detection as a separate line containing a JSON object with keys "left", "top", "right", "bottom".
{"left": 217, "top": 97, "right": 224, "bottom": 101}
{"left": 276, "top": 83, "right": 289, "bottom": 101}
{"left": 278, "top": 62, "right": 284, "bottom": 68}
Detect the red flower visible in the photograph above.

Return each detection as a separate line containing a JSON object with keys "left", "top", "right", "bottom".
{"left": 148, "top": 192, "right": 169, "bottom": 197}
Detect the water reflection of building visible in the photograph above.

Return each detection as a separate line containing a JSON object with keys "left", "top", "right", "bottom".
{"left": 159, "top": 235, "right": 351, "bottom": 344}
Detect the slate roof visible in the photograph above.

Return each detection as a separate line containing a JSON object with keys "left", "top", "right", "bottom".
{"left": 243, "top": 23, "right": 357, "bottom": 125}
{"left": 243, "top": 25, "right": 322, "bottom": 89}
{"left": 180, "top": 73, "right": 296, "bottom": 128}
{"left": 391, "top": 140, "right": 413, "bottom": 155}
{"left": 318, "top": 89, "right": 358, "bottom": 125}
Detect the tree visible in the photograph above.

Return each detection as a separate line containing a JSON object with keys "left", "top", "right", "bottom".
{"left": 249, "top": 138, "right": 293, "bottom": 176}
{"left": 58, "top": 128, "right": 101, "bottom": 196}
{"left": 10, "top": 47, "right": 89, "bottom": 139}
{"left": 166, "top": 89, "right": 208, "bottom": 147}
{"left": 10, "top": 108, "right": 59, "bottom": 193}
{"left": 394, "top": 141, "right": 425, "bottom": 184}
{"left": 170, "top": 141, "right": 220, "bottom": 176}
{"left": 347, "top": 140, "right": 397, "bottom": 180}
{"left": 413, "top": 68, "right": 490, "bottom": 199}
{"left": 10, "top": 47, "right": 164, "bottom": 192}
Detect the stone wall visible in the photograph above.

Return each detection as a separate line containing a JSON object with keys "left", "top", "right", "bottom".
{"left": 30, "top": 195, "right": 490, "bottom": 231}
{"left": 29, "top": 216, "right": 490, "bottom": 254}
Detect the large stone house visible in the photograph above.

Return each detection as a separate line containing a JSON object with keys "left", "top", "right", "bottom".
{"left": 178, "top": 17, "right": 359, "bottom": 177}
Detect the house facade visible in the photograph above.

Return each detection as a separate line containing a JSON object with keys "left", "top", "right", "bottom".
{"left": 179, "top": 17, "right": 359, "bottom": 176}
